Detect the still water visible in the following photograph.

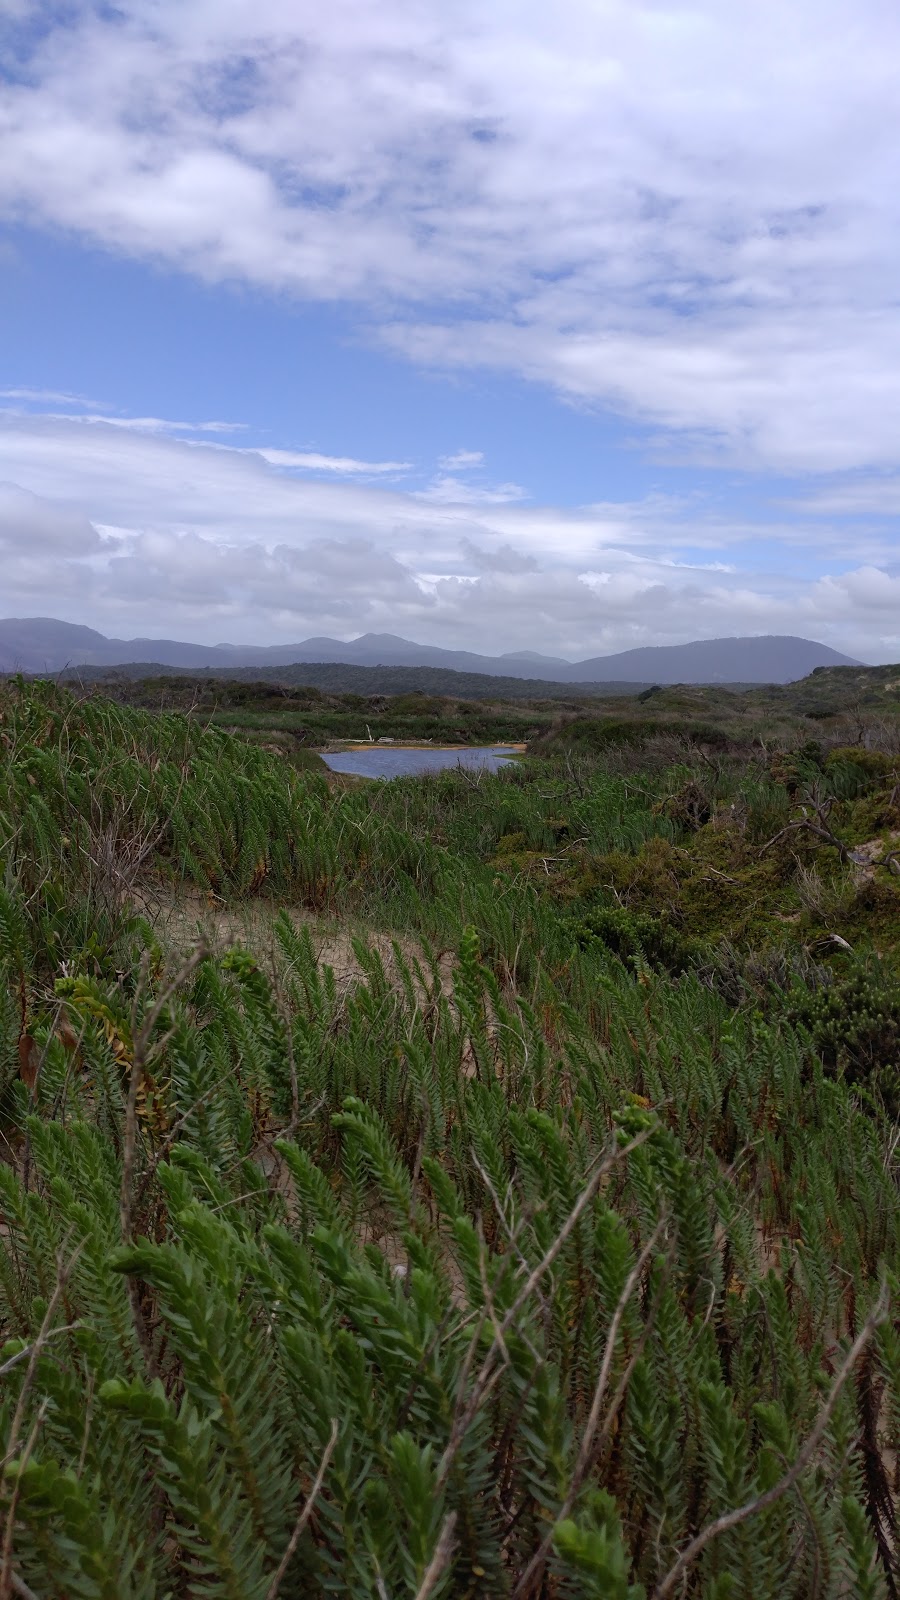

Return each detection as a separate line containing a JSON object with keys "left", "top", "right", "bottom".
{"left": 321, "top": 745, "right": 519, "bottom": 779}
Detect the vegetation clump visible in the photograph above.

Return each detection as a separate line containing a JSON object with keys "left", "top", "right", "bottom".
{"left": 788, "top": 959, "right": 900, "bottom": 1114}
{"left": 571, "top": 904, "right": 706, "bottom": 975}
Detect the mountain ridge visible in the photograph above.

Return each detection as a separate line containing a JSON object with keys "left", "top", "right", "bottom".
{"left": 0, "top": 616, "right": 861, "bottom": 684}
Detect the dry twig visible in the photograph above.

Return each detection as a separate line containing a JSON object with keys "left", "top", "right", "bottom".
{"left": 266, "top": 1419, "right": 339, "bottom": 1600}
{"left": 436, "top": 1125, "right": 653, "bottom": 1493}
{"left": 512, "top": 1217, "right": 668, "bottom": 1599}
{"left": 412, "top": 1512, "right": 458, "bottom": 1600}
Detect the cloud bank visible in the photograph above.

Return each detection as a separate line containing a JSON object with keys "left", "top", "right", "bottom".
{"left": 1, "top": 410, "right": 898, "bottom": 661}
{"left": 3, "top": 1, "right": 900, "bottom": 472}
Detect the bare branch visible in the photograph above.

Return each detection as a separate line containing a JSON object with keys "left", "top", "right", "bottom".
{"left": 512, "top": 1216, "right": 668, "bottom": 1599}
{"left": 436, "top": 1125, "right": 653, "bottom": 1493}
{"left": 265, "top": 1419, "right": 339, "bottom": 1600}
{"left": 1, "top": 1240, "right": 84, "bottom": 1600}
{"left": 0, "top": 1323, "right": 82, "bottom": 1379}
{"left": 8, "top": 1572, "right": 41, "bottom": 1600}
{"left": 413, "top": 1512, "right": 458, "bottom": 1600}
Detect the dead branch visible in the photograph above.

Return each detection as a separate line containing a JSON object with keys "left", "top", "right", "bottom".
{"left": 512, "top": 1216, "right": 668, "bottom": 1599}
{"left": 435, "top": 1125, "right": 654, "bottom": 1494}
{"left": 412, "top": 1512, "right": 458, "bottom": 1600}
{"left": 265, "top": 1418, "right": 339, "bottom": 1600}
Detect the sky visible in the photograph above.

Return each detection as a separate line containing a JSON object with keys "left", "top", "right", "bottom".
{"left": 1, "top": 0, "right": 899, "bottom": 661}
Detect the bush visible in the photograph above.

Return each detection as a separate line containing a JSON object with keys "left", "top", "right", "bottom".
{"left": 824, "top": 746, "right": 897, "bottom": 799}
{"left": 789, "top": 960, "right": 900, "bottom": 1114}
{"left": 825, "top": 746, "right": 894, "bottom": 778}
{"left": 571, "top": 903, "right": 707, "bottom": 975}
{"left": 535, "top": 717, "right": 730, "bottom": 757}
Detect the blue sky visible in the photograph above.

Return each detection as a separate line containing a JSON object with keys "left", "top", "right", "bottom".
{"left": 1, "top": 0, "right": 899, "bottom": 660}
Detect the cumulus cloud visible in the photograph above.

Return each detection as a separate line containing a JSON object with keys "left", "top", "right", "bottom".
{"left": 3, "top": 2, "right": 900, "bottom": 471}
{"left": 460, "top": 537, "right": 537, "bottom": 574}
{"left": 0, "top": 410, "right": 896, "bottom": 661}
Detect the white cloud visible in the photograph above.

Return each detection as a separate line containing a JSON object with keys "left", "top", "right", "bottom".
{"left": 0, "top": 409, "right": 896, "bottom": 661}
{"left": 811, "top": 566, "right": 900, "bottom": 615}
{"left": 0, "top": 402, "right": 245, "bottom": 435}
{"left": 418, "top": 475, "right": 528, "bottom": 505}
{"left": 3, "top": 2, "right": 900, "bottom": 471}
{"left": 786, "top": 476, "right": 900, "bottom": 517}
{"left": 253, "top": 448, "right": 412, "bottom": 474}
{"left": 439, "top": 450, "right": 484, "bottom": 471}
{"left": 0, "top": 480, "right": 102, "bottom": 555}
{"left": 80, "top": 414, "right": 244, "bottom": 434}
{"left": 0, "top": 388, "right": 109, "bottom": 408}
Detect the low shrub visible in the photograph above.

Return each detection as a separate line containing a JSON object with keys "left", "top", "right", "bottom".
{"left": 571, "top": 903, "right": 707, "bottom": 975}
{"left": 788, "top": 959, "right": 900, "bottom": 1114}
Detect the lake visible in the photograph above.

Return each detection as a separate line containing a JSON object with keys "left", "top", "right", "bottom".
{"left": 321, "top": 744, "right": 520, "bottom": 779}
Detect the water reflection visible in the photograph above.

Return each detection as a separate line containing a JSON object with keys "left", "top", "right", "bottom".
{"left": 321, "top": 745, "right": 519, "bottom": 779}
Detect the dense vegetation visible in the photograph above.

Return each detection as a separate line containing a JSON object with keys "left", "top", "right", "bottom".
{"left": 0, "top": 674, "right": 898, "bottom": 1598}
{"left": 64, "top": 657, "right": 900, "bottom": 750}
{"left": 64, "top": 660, "right": 650, "bottom": 702}
{"left": 62, "top": 672, "right": 620, "bottom": 749}
{"left": 65, "top": 653, "right": 900, "bottom": 716}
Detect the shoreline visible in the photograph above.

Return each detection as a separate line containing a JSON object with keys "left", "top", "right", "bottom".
{"left": 322, "top": 739, "right": 527, "bottom": 754}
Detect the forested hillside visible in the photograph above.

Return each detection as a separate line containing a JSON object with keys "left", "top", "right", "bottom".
{"left": 0, "top": 677, "right": 898, "bottom": 1597}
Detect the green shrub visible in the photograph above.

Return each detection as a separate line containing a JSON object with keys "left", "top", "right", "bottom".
{"left": 571, "top": 903, "right": 707, "bottom": 975}
{"left": 1, "top": 680, "right": 898, "bottom": 1597}
{"left": 536, "top": 716, "right": 730, "bottom": 756}
{"left": 789, "top": 960, "right": 900, "bottom": 1114}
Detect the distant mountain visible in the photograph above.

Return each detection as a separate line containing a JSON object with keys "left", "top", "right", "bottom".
{"left": 564, "top": 636, "right": 861, "bottom": 684}
{"left": 0, "top": 618, "right": 861, "bottom": 684}
{"left": 498, "top": 650, "right": 571, "bottom": 667}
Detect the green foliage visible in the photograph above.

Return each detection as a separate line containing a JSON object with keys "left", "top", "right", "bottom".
{"left": 0, "top": 680, "right": 898, "bottom": 1598}
{"left": 789, "top": 959, "right": 900, "bottom": 1113}
{"left": 532, "top": 714, "right": 731, "bottom": 757}
{"left": 571, "top": 903, "right": 706, "bottom": 975}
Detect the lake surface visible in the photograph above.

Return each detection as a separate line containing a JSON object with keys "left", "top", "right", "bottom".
{"left": 321, "top": 745, "right": 519, "bottom": 779}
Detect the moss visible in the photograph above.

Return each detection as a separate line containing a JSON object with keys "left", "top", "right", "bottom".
{"left": 578, "top": 816, "right": 824, "bottom": 948}
{"left": 845, "top": 788, "right": 900, "bottom": 840}
{"left": 491, "top": 830, "right": 529, "bottom": 859}
{"left": 838, "top": 877, "right": 900, "bottom": 953}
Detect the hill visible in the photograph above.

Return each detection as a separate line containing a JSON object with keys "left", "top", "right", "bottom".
{"left": 0, "top": 615, "right": 860, "bottom": 682}
{"left": 566, "top": 633, "right": 861, "bottom": 683}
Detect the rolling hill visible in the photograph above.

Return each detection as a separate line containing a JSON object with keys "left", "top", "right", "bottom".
{"left": 0, "top": 616, "right": 860, "bottom": 683}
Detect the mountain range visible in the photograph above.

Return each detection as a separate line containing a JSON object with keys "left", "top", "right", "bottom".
{"left": 0, "top": 617, "right": 861, "bottom": 684}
